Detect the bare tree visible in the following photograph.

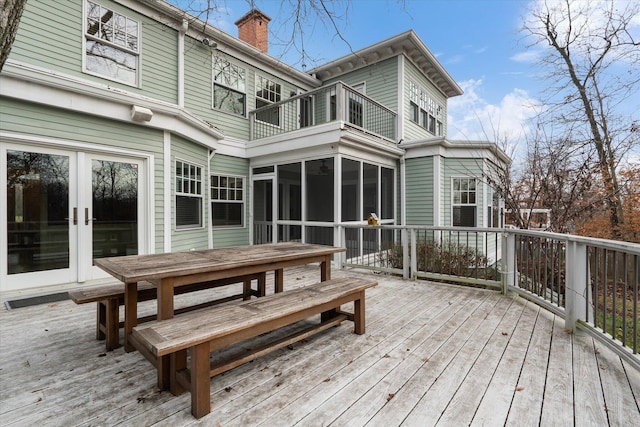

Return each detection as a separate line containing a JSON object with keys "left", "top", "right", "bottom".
{"left": 522, "top": 0, "right": 640, "bottom": 238}
{"left": 0, "top": 0, "right": 27, "bottom": 71}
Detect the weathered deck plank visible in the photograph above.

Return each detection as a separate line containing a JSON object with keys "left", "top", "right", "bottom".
{"left": 1, "top": 265, "right": 638, "bottom": 426}
{"left": 444, "top": 299, "right": 537, "bottom": 426}
{"left": 539, "top": 316, "right": 575, "bottom": 427}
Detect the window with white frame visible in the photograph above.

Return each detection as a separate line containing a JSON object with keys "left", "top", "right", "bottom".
{"left": 213, "top": 56, "right": 246, "bottom": 116}
{"left": 409, "top": 81, "right": 420, "bottom": 122}
{"left": 211, "top": 175, "right": 244, "bottom": 227}
{"left": 175, "top": 160, "right": 203, "bottom": 229}
{"left": 436, "top": 105, "right": 444, "bottom": 136}
{"left": 84, "top": 1, "right": 139, "bottom": 86}
{"left": 255, "top": 75, "right": 281, "bottom": 126}
{"left": 408, "top": 80, "right": 445, "bottom": 136}
{"left": 452, "top": 177, "right": 477, "bottom": 227}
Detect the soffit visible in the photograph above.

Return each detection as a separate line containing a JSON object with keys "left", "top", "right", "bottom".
{"left": 308, "top": 30, "right": 463, "bottom": 98}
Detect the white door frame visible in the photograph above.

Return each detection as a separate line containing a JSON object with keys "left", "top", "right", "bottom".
{"left": 1, "top": 133, "right": 153, "bottom": 292}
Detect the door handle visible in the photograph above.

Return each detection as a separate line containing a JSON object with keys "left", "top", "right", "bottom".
{"left": 65, "top": 207, "right": 78, "bottom": 225}
{"left": 84, "top": 208, "right": 96, "bottom": 225}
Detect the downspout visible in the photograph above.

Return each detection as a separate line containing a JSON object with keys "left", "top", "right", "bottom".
{"left": 208, "top": 150, "right": 215, "bottom": 248}
{"left": 163, "top": 131, "right": 171, "bottom": 253}
{"left": 400, "top": 154, "right": 406, "bottom": 226}
{"left": 178, "top": 19, "right": 187, "bottom": 108}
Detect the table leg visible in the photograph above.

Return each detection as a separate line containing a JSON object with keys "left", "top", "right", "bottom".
{"left": 321, "top": 254, "right": 331, "bottom": 281}
{"left": 243, "top": 279, "right": 251, "bottom": 300}
{"left": 157, "top": 277, "right": 175, "bottom": 389}
{"left": 275, "top": 269, "right": 284, "bottom": 293}
{"left": 124, "top": 282, "right": 138, "bottom": 353}
{"left": 354, "top": 291, "right": 366, "bottom": 334}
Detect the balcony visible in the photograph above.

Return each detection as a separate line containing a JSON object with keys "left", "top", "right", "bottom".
{"left": 249, "top": 82, "right": 397, "bottom": 143}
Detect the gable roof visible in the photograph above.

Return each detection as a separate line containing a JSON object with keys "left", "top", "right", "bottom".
{"left": 308, "top": 30, "right": 463, "bottom": 98}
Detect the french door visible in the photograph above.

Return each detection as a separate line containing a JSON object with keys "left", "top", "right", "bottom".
{"left": 2, "top": 144, "right": 146, "bottom": 291}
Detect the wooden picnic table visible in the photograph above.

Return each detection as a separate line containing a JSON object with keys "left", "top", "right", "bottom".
{"left": 94, "top": 242, "right": 345, "bottom": 385}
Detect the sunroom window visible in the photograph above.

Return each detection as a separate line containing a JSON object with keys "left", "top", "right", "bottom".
{"left": 84, "top": 1, "right": 139, "bottom": 86}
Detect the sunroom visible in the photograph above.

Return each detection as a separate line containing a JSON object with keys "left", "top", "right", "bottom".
{"left": 245, "top": 72, "right": 404, "bottom": 259}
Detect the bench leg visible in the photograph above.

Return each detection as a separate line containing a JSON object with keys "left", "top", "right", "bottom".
{"left": 96, "top": 301, "right": 106, "bottom": 341}
{"left": 191, "top": 342, "right": 211, "bottom": 418}
{"left": 354, "top": 291, "right": 365, "bottom": 335}
{"left": 170, "top": 350, "right": 187, "bottom": 395}
{"left": 105, "top": 299, "right": 120, "bottom": 351}
{"left": 258, "top": 272, "right": 266, "bottom": 297}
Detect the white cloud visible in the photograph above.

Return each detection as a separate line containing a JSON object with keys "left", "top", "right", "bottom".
{"left": 447, "top": 79, "right": 542, "bottom": 160}
{"left": 510, "top": 50, "right": 541, "bottom": 63}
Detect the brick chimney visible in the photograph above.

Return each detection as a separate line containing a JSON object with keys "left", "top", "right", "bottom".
{"left": 235, "top": 9, "right": 271, "bottom": 53}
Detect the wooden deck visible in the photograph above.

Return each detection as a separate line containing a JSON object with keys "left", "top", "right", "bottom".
{"left": 1, "top": 266, "right": 639, "bottom": 426}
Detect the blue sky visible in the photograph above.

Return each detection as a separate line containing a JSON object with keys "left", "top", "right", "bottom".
{"left": 175, "top": 0, "right": 638, "bottom": 164}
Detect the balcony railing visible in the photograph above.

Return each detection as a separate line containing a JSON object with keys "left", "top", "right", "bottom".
{"left": 331, "top": 225, "right": 639, "bottom": 371}
{"left": 249, "top": 82, "right": 397, "bottom": 141}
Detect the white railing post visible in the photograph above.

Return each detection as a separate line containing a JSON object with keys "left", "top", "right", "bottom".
{"left": 502, "top": 231, "right": 516, "bottom": 294}
{"left": 249, "top": 113, "right": 255, "bottom": 140}
{"left": 336, "top": 82, "right": 344, "bottom": 122}
{"left": 565, "top": 240, "right": 588, "bottom": 331}
{"left": 401, "top": 228, "right": 409, "bottom": 279}
{"left": 337, "top": 225, "right": 345, "bottom": 270}
{"left": 410, "top": 228, "right": 417, "bottom": 280}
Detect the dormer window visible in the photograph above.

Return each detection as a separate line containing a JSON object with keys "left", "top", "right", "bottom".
{"left": 84, "top": 1, "right": 139, "bottom": 86}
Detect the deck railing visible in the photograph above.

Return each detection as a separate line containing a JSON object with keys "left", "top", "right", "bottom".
{"left": 249, "top": 82, "right": 397, "bottom": 141}
{"left": 332, "top": 224, "right": 640, "bottom": 370}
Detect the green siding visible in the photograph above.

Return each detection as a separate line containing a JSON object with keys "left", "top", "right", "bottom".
{"left": 211, "top": 154, "right": 250, "bottom": 247}
{"left": 403, "top": 60, "right": 448, "bottom": 140}
{"left": 12, "top": 1, "right": 83, "bottom": 78}
{"left": 405, "top": 157, "right": 434, "bottom": 225}
{"left": 11, "top": 0, "right": 178, "bottom": 103}
{"left": 171, "top": 135, "right": 209, "bottom": 251}
{"left": 323, "top": 57, "right": 398, "bottom": 113}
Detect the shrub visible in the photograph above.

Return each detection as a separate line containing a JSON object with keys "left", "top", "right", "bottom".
{"left": 383, "top": 239, "right": 495, "bottom": 280}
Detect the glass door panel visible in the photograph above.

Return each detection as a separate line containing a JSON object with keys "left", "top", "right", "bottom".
{"left": 6, "top": 150, "right": 71, "bottom": 273}
{"left": 91, "top": 159, "right": 139, "bottom": 261}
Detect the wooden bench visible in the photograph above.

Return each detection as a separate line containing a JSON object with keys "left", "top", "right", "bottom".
{"left": 68, "top": 273, "right": 266, "bottom": 351}
{"left": 130, "top": 276, "right": 377, "bottom": 419}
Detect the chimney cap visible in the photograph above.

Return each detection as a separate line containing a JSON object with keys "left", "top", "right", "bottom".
{"left": 234, "top": 8, "right": 271, "bottom": 26}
